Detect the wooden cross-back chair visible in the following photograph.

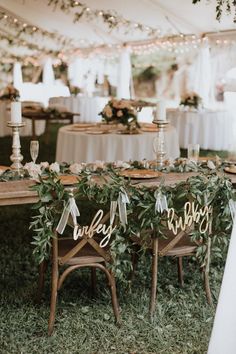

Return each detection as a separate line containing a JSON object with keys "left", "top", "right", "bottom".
{"left": 38, "top": 211, "right": 120, "bottom": 335}
{"left": 131, "top": 222, "right": 212, "bottom": 317}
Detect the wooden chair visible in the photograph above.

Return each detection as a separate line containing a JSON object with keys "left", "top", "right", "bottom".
{"left": 131, "top": 226, "right": 212, "bottom": 317}
{"left": 38, "top": 217, "right": 120, "bottom": 335}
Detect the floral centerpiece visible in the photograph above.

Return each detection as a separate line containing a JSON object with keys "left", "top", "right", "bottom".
{"left": 99, "top": 98, "right": 140, "bottom": 133}
{"left": 180, "top": 92, "right": 202, "bottom": 110}
{"left": 0, "top": 85, "right": 20, "bottom": 101}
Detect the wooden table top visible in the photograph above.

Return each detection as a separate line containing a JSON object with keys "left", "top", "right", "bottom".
{"left": 0, "top": 171, "right": 236, "bottom": 206}
{"left": 22, "top": 110, "right": 75, "bottom": 120}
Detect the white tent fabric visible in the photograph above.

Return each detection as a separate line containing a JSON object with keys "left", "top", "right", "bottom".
{"left": 0, "top": 0, "right": 236, "bottom": 50}
{"left": 208, "top": 218, "right": 236, "bottom": 354}
{"left": 117, "top": 47, "right": 132, "bottom": 99}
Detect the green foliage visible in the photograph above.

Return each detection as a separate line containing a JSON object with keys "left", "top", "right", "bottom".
{"left": 193, "top": 0, "right": 236, "bottom": 22}
{"left": 30, "top": 168, "right": 235, "bottom": 281}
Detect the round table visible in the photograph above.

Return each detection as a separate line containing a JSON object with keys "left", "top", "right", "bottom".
{"left": 49, "top": 96, "right": 109, "bottom": 123}
{"left": 167, "top": 108, "right": 236, "bottom": 150}
{"left": 56, "top": 124, "right": 180, "bottom": 163}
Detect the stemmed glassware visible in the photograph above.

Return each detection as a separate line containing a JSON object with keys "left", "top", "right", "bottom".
{"left": 30, "top": 140, "right": 39, "bottom": 164}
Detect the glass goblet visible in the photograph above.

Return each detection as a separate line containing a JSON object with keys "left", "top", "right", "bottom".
{"left": 30, "top": 140, "right": 39, "bottom": 164}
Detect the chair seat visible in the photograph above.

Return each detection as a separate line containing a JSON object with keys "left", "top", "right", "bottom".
{"left": 131, "top": 232, "right": 197, "bottom": 257}
{"left": 58, "top": 238, "right": 105, "bottom": 265}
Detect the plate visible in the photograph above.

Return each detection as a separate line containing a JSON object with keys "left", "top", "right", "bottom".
{"left": 224, "top": 166, "right": 236, "bottom": 174}
{"left": 58, "top": 175, "right": 80, "bottom": 185}
{"left": 141, "top": 127, "right": 158, "bottom": 132}
{"left": 35, "top": 174, "right": 79, "bottom": 185}
{"left": 86, "top": 130, "right": 109, "bottom": 135}
{"left": 0, "top": 165, "right": 10, "bottom": 171}
{"left": 119, "top": 169, "right": 161, "bottom": 179}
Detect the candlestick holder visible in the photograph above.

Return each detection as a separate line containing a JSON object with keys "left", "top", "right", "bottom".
{"left": 152, "top": 117, "right": 169, "bottom": 167}
{"left": 7, "top": 122, "right": 26, "bottom": 170}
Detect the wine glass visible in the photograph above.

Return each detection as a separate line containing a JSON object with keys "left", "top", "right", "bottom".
{"left": 30, "top": 140, "right": 39, "bottom": 164}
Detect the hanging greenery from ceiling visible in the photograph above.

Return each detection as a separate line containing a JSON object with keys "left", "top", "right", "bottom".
{"left": 0, "top": 9, "right": 77, "bottom": 49}
{"left": 47, "top": 0, "right": 162, "bottom": 37}
{"left": 192, "top": 0, "right": 236, "bottom": 22}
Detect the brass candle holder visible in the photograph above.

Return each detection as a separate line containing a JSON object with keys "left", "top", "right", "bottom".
{"left": 7, "top": 122, "right": 26, "bottom": 170}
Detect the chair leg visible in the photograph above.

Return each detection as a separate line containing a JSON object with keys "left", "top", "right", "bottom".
{"left": 203, "top": 267, "right": 212, "bottom": 305}
{"left": 48, "top": 259, "right": 58, "bottom": 335}
{"left": 177, "top": 257, "right": 184, "bottom": 287}
{"left": 109, "top": 272, "right": 120, "bottom": 324}
{"left": 91, "top": 267, "right": 97, "bottom": 296}
{"left": 150, "top": 238, "right": 158, "bottom": 317}
{"left": 37, "top": 260, "right": 47, "bottom": 303}
{"left": 129, "top": 247, "right": 139, "bottom": 283}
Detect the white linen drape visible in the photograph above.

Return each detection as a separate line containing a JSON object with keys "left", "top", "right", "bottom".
{"left": 192, "top": 44, "right": 211, "bottom": 107}
{"left": 13, "top": 62, "right": 23, "bottom": 88}
{"left": 117, "top": 47, "right": 132, "bottom": 99}
{"left": 42, "top": 58, "right": 55, "bottom": 86}
{"left": 208, "top": 219, "right": 236, "bottom": 354}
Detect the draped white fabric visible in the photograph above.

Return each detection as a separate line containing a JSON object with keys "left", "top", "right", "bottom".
{"left": 117, "top": 48, "right": 132, "bottom": 99}
{"left": 167, "top": 108, "right": 235, "bottom": 150}
{"left": 13, "top": 62, "right": 23, "bottom": 88}
{"left": 42, "top": 58, "right": 55, "bottom": 86}
{"left": 56, "top": 125, "right": 180, "bottom": 163}
{"left": 192, "top": 44, "right": 211, "bottom": 107}
{"left": 208, "top": 221, "right": 236, "bottom": 354}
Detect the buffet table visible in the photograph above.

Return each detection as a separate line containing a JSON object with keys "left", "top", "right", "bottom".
{"left": 56, "top": 124, "right": 180, "bottom": 163}
{"left": 167, "top": 108, "right": 236, "bottom": 150}
{"left": 49, "top": 96, "right": 109, "bottom": 123}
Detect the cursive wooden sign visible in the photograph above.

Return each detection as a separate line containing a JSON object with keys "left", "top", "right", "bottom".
{"left": 167, "top": 201, "right": 213, "bottom": 235}
{"left": 73, "top": 209, "right": 117, "bottom": 248}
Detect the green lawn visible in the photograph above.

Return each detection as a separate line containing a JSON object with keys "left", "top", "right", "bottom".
{"left": 0, "top": 126, "right": 228, "bottom": 353}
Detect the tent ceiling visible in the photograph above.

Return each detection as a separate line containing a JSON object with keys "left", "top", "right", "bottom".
{"left": 0, "top": 0, "right": 235, "bottom": 58}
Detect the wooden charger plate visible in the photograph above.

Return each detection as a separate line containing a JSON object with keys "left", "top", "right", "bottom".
{"left": 0, "top": 165, "right": 9, "bottom": 171}
{"left": 119, "top": 169, "right": 161, "bottom": 179}
{"left": 58, "top": 175, "right": 80, "bottom": 185}
{"left": 36, "top": 174, "right": 79, "bottom": 185}
{"left": 224, "top": 166, "right": 236, "bottom": 174}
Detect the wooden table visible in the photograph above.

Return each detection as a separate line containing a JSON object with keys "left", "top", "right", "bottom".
{"left": 1, "top": 171, "right": 236, "bottom": 206}
{"left": 22, "top": 110, "right": 77, "bottom": 143}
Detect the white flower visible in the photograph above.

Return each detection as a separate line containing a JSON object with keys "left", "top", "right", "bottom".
{"left": 117, "top": 110, "right": 123, "bottom": 117}
{"left": 207, "top": 160, "right": 216, "bottom": 170}
{"left": 24, "top": 162, "right": 42, "bottom": 179}
{"left": 69, "top": 163, "right": 83, "bottom": 174}
{"left": 104, "top": 105, "right": 113, "bottom": 118}
{"left": 49, "top": 162, "right": 60, "bottom": 173}
{"left": 40, "top": 161, "right": 49, "bottom": 169}
{"left": 92, "top": 160, "right": 106, "bottom": 171}
{"left": 114, "top": 160, "right": 131, "bottom": 169}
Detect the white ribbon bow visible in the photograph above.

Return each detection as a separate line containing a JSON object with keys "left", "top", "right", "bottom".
{"left": 110, "top": 187, "right": 130, "bottom": 228}
{"left": 154, "top": 190, "right": 168, "bottom": 214}
{"left": 56, "top": 194, "right": 80, "bottom": 234}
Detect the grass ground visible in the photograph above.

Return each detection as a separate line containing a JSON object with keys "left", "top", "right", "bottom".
{"left": 0, "top": 125, "right": 229, "bottom": 353}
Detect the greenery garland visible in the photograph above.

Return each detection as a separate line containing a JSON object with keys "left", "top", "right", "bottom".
{"left": 28, "top": 167, "right": 235, "bottom": 281}
{"left": 192, "top": 0, "right": 236, "bottom": 22}
{"left": 47, "top": 0, "right": 160, "bottom": 37}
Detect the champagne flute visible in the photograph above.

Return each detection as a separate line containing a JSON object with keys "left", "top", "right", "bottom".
{"left": 30, "top": 140, "right": 39, "bottom": 164}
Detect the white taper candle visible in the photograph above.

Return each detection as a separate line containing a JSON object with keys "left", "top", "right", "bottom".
{"left": 11, "top": 102, "right": 22, "bottom": 124}
{"left": 156, "top": 100, "right": 166, "bottom": 121}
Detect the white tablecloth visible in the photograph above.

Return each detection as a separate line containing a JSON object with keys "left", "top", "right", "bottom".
{"left": 0, "top": 101, "right": 45, "bottom": 137}
{"left": 49, "top": 96, "right": 109, "bottom": 123}
{"left": 56, "top": 125, "right": 180, "bottom": 163}
{"left": 167, "top": 108, "right": 236, "bottom": 150}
